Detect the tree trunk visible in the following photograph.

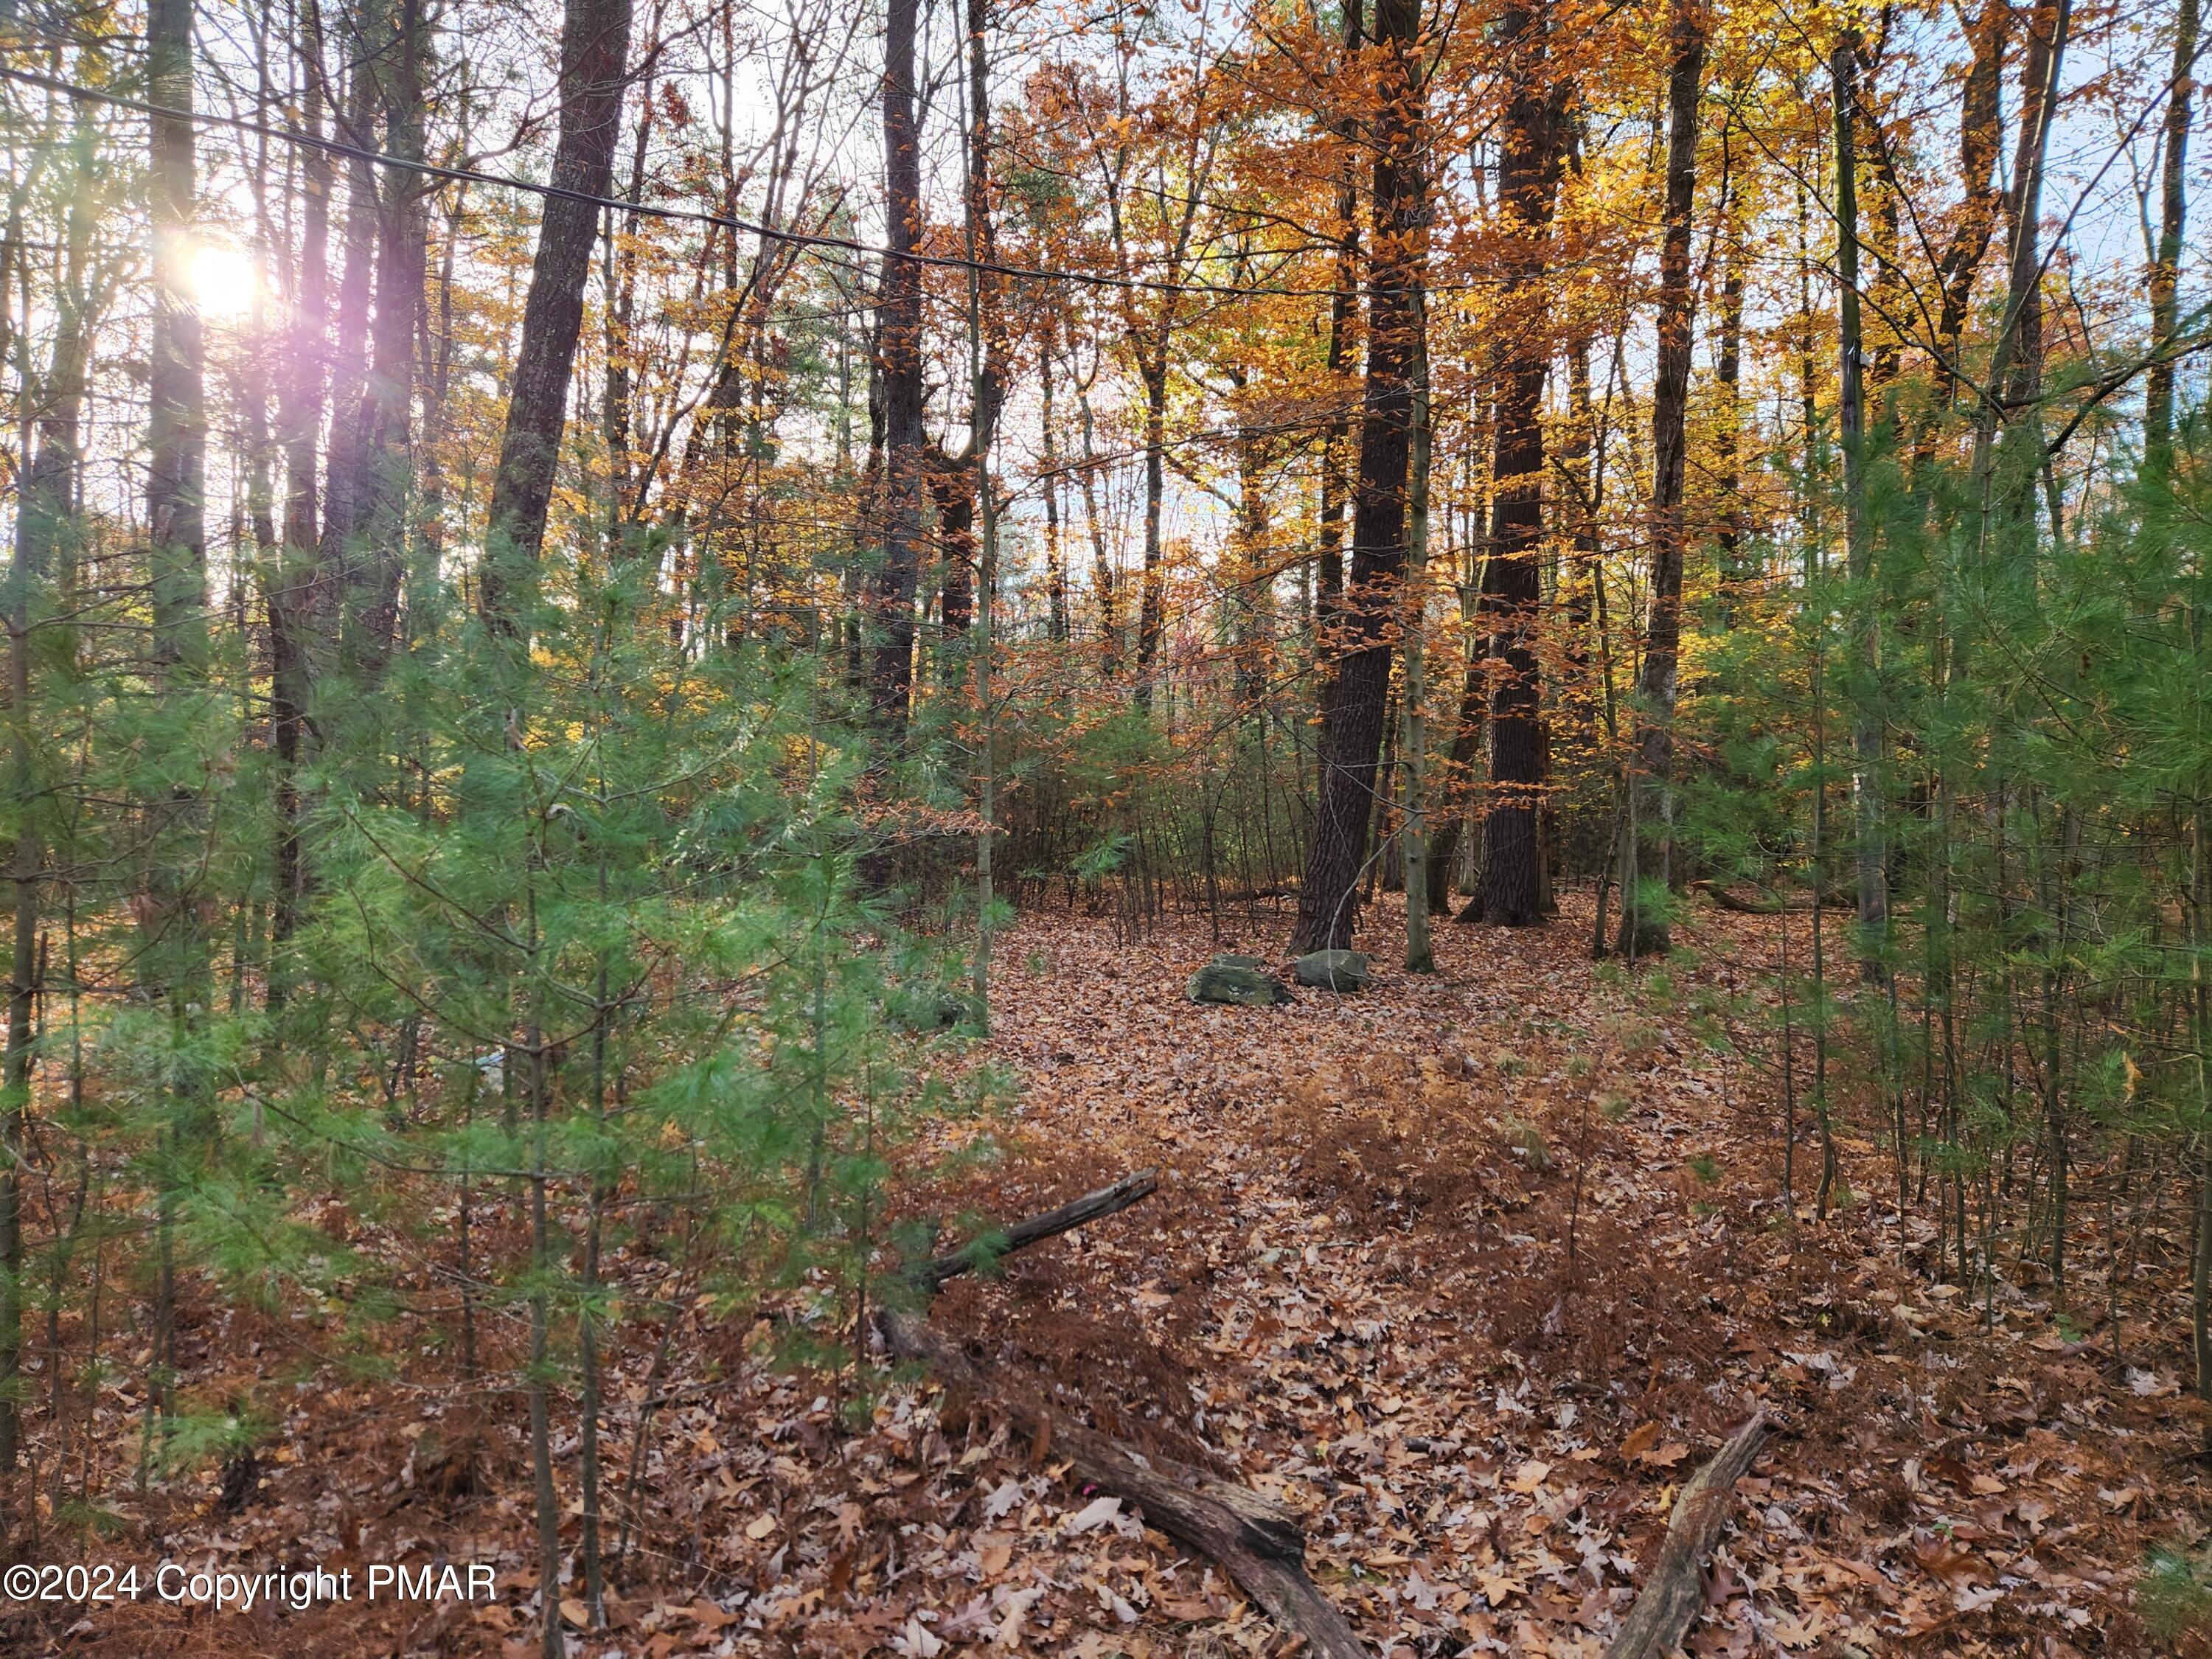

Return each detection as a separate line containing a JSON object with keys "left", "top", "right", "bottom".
{"left": 2145, "top": 0, "right": 2199, "bottom": 476}
{"left": 1316, "top": 0, "right": 1364, "bottom": 619}
{"left": 1074, "top": 349, "right": 1119, "bottom": 675}
{"left": 1834, "top": 35, "right": 1887, "bottom": 983}
{"left": 1713, "top": 119, "right": 1746, "bottom": 613}
{"left": 872, "top": 0, "right": 928, "bottom": 731}
{"left": 1231, "top": 367, "right": 1273, "bottom": 715}
{"left": 479, "top": 0, "right": 635, "bottom": 634}
{"left": 1475, "top": 7, "right": 1562, "bottom": 928}
{"left": 1041, "top": 324, "right": 1068, "bottom": 641}
{"left": 0, "top": 88, "right": 97, "bottom": 1497}
{"left": 932, "top": 456, "right": 977, "bottom": 644}
{"left": 1401, "top": 295, "right": 1436, "bottom": 973}
{"left": 1966, "top": 0, "right": 2068, "bottom": 547}
{"left": 269, "top": 0, "right": 332, "bottom": 991}
{"left": 1290, "top": 0, "right": 1425, "bottom": 953}
{"left": 1615, "top": 0, "right": 1706, "bottom": 959}
{"left": 964, "top": 0, "right": 1002, "bottom": 1026}
{"left": 145, "top": 0, "right": 212, "bottom": 1448}
{"left": 319, "top": 3, "right": 380, "bottom": 610}
{"left": 344, "top": 0, "right": 427, "bottom": 679}
{"left": 1135, "top": 358, "right": 1168, "bottom": 706}
{"left": 1916, "top": 0, "right": 2008, "bottom": 468}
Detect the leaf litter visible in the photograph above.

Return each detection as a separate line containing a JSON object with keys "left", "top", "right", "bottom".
{"left": 28, "top": 893, "right": 2202, "bottom": 1657}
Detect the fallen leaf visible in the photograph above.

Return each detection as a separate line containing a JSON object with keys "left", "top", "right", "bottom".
{"left": 1065, "top": 1494, "right": 1122, "bottom": 1533}
{"left": 1508, "top": 1459, "right": 1551, "bottom": 1494}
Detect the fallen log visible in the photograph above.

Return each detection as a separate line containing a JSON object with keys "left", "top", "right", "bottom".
{"left": 911, "top": 1168, "right": 1159, "bottom": 1294}
{"left": 880, "top": 1310, "right": 1368, "bottom": 1659}
{"left": 1604, "top": 1412, "right": 1769, "bottom": 1659}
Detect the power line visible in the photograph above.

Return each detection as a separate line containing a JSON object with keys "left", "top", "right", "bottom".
{"left": 0, "top": 58, "right": 1386, "bottom": 304}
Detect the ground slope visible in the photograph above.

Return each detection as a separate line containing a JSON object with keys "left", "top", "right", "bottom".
{"left": 15, "top": 894, "right": 2199, "bottom": 1658}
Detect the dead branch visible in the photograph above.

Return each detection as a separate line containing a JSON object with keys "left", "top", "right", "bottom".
{"left": 912, "top": 1168, "right": 1160, "bottom": 1293}
{"left": 880, "top": 1310, "right": 1369, "bottom": 1659}
{"left": 891, "top": 1168, "right": 1369, "bottom": 1656}
{"left": 1689, "top": 880, "right": 1854, "bottom": 914}
{"left": 1604, "top": 1412, "right": 1769, "bottom": 1659}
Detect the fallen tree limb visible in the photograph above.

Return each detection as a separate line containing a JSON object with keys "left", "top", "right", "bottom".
{"left": 1689, "top": 880, "right": 1853, "bottom": 915}
{"left": 911, "top": 1168, "right": 1159, "bottom": 1294}
{"left": 880, "top": 1310, "right": 1368, "bottom": 1659}
{"left": 1604, "top": 1412, "right": 1769, "bottom": 1659}
{"left": 889, "top": 1169, "right": 1369, "bottom": 1657}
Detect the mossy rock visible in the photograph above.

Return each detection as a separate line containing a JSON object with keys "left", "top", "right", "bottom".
{"left": 1294, "top": 949, "right": 1371, "bottom": 991}
{"left": 1186, "top": 961, "right": 1292, "bottom": 1006}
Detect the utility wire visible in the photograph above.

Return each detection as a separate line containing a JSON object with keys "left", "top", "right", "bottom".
{"left": 0, "top": 58, "right": 1404, "bottom": 302}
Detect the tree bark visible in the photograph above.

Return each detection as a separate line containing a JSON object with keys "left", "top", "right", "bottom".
{"left": 1910, "top": 0, "right": 2009, "bottom": 484}
{"left": 1604, "top": 1414, "right": 1767, "bottom": 1659}
{"left": 269, "top": 0, "right": 333, "bottom": 989}
{"left": 1834, "top": 36, "right": 1888, "bottom": 984}
{"left": 1316, "top": 0, "right": 1365, "bottom": 620}
{"left": 1474, "top": 7, "right": 1562, "bottom": 928}
{"left": 144, "top": 0, "right": 212, "bottom": 1450}
{"left": 1135, "top": 359, "right": 1168, "bottom": 706}
{"left": 911, "top": 1169, "right": 1158, "bottom": 1293}
{"left": 2145, "top": 0, "right": 2200, "bottom": 476}
{"left": 344, "top": 0, "right": 427, "bottom": 678}
{"left": 931, "top": 455, "right": 978, "bottom": 644}
{"left": 1966, "top": 0, "right": 2068, "bottom": 552}
{"left": 1713, "top": 119, "right": 1746, "bottom": 614}
{"left": 148, "top": 0, "right": 209, "bottom": 694}
{"left": 1041, "top": 325, "right": 1068, "bottom": 641}
{"left": 479, "top": 0, "right": 635, "bottom": 635}
{"left": 318, "top": 3, "right": 380, "bottom": 613}
{"left": 1292, "top": 0, "right": 1425, "bottom": 953}
{"left": 1615, "top": 0, "right": 1706, "bottom": 959}
{"left": 871, "top": 0, "right": 928, "bottom": 732}
{"left": 0, "top": 87, "right": 97, "bottom": 1496}
{"left": 1401, "top": 296, "right": 1436, "bottom": 972}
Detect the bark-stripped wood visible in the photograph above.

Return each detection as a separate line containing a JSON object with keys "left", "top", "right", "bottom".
{"left": 1604, "top": 1413, "right": 1767, "bottom": 1659}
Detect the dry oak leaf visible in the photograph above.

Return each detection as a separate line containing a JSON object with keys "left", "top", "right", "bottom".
{"left": 1507, "top": 1459, "right": 1551, "bottom": 1495}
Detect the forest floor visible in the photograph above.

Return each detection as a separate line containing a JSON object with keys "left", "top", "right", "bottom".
{"left": 13, "top": 891, "right": 2207, "bottom": 1658}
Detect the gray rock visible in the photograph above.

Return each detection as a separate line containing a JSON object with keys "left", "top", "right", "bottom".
{"left": 1294, "top": 949, "right": 1371, "bottom": 991}
{"left": 1185, "top": 961, "right": 1292, "bottom": 1006}
{"left": 1211, "top": 953, "right": 1265, "bottom": 969}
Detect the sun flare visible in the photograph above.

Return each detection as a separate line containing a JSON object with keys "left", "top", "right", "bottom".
{"left": 189, "top": 241, "right": 257, "bottom": 320}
